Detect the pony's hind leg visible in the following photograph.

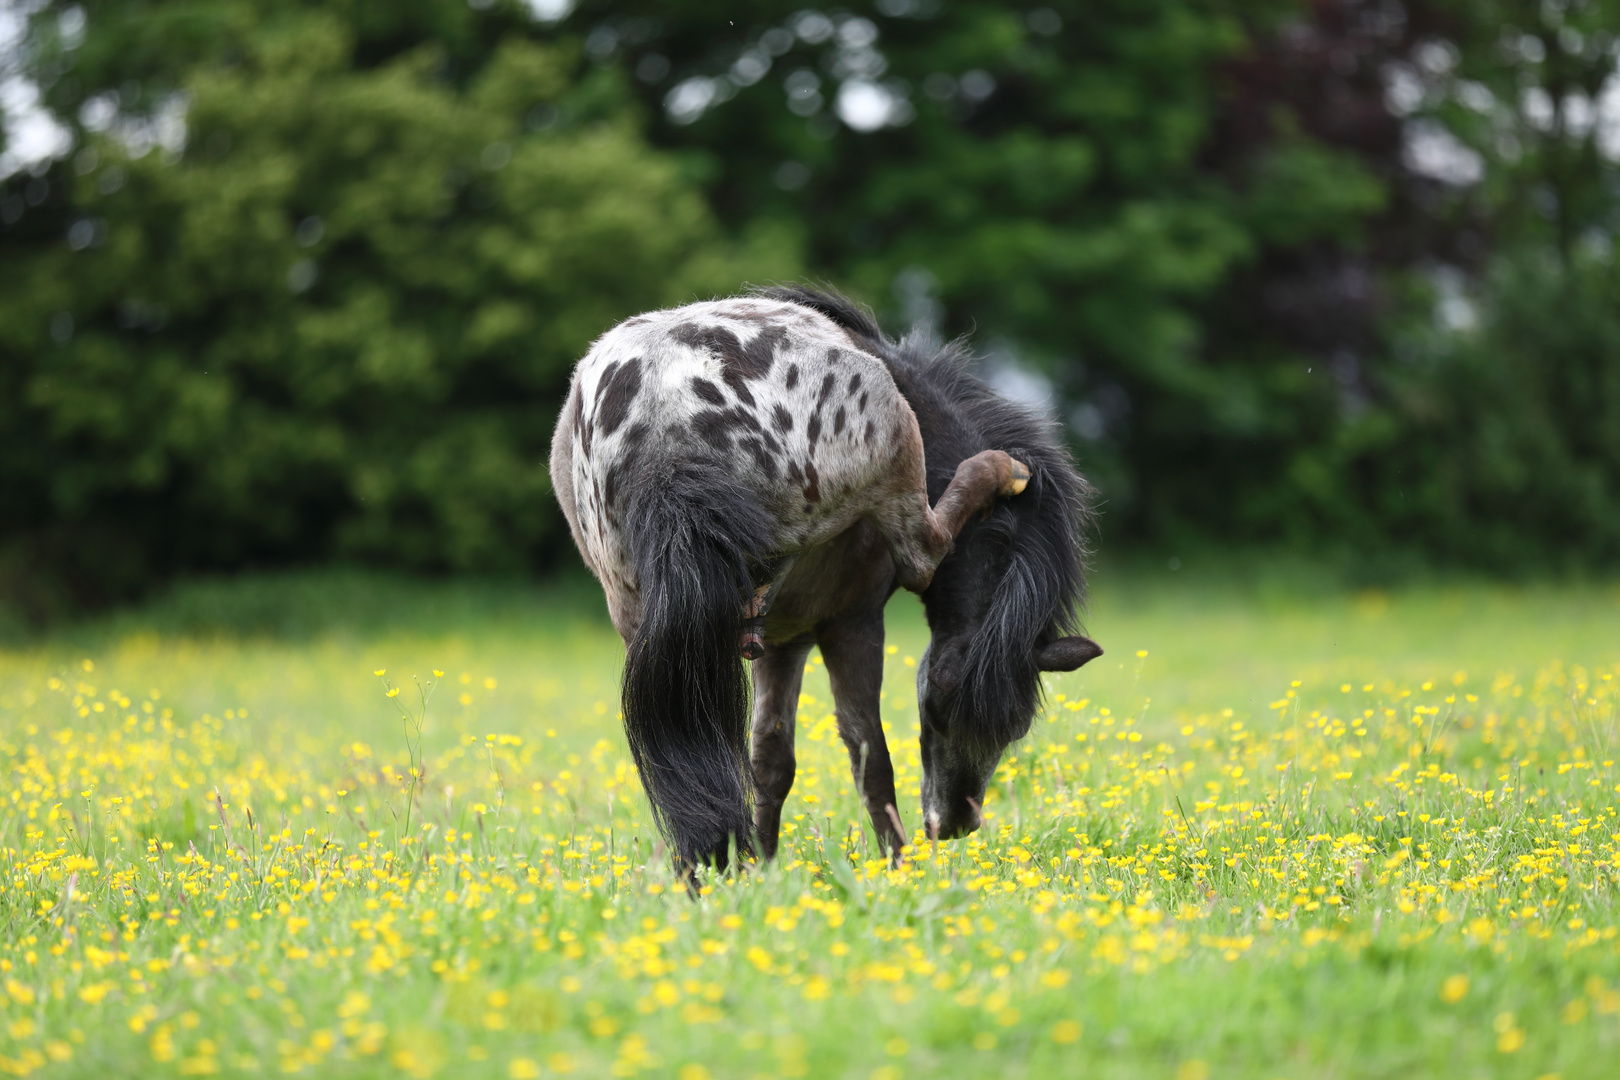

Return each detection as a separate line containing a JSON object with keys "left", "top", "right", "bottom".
{"left": 749, "top": 636, "right": 814, "bottom": 859}
{"left": 874, "top": 426, "right": 1029, "bottom": 592}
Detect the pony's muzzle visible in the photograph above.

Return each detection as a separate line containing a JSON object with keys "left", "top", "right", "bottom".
{"left": 922, "top": 796, "right": 983, "bottom": 841}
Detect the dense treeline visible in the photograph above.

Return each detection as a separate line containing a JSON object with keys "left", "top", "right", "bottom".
{"left": 2, "top": 0, "right": 1619, "bottom": 616}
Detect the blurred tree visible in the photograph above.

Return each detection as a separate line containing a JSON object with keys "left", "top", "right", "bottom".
{"left": 1427, "top": 0, "right": 1620, "bottom": 257}
{"left": 6, "top": 0, "right": 1619, "bottom": 606}
{"left": 1346, "top": 250, "right": 1620, "bottom": 567}
{"left": 577, "top": 0, "right": 1395, "bottom": 536}
{"left": 1318, "top": 0, "right": 1620, "bottom": 568}
{"left": 1122, "top": 0, "right": 1419, "bottom": 542}
{"left": 0, "top": 0, "right": 791, "bottom": 616}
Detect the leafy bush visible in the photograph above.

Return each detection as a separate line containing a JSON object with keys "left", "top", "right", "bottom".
{"left": 1349, "top": 249, "right": 1620, "bottom": 570}
{"left": 0, "top": 4, "right": 792, "bottom": 617}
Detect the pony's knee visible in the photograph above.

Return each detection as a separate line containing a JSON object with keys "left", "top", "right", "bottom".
{"left": 895, "top": 560, "right": 937, "bottom": 593}
{"left": 893, "top": 526, "right": 950, "bottom": 590}
{"left": 878, "top": 513, "right": 948, "bottom": 591}
{"left": 751, "top": 738, "right": 796, "bottom": 805}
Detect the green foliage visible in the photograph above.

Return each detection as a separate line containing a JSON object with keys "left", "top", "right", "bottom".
{"left": 1328, "top": 248, "right": 1620, "bottom": 569}
{"left": 0, "top": 0, "right": 794, "bottom": 616}
{"left": 1235, "top": 0, "right": 1620, "bottom": 571}
{"left": 1428, "top": 0, "right": 1620, "bottom": 254}
{"left": 1239, "top": 139, "right": 1388, "bottom": 249}
{"left": 611, "top": 0, "right": 1273, "bottom": 373}
{"left": 5, "top": 0, "right": 1620, "bottom": 607}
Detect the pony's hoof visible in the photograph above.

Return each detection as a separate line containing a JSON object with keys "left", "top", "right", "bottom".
{"left": 1002, "top": 458, "right": 1030, "bottom": 497}
{"left": 740, "top": 629, "right": 765, "bottom": 660}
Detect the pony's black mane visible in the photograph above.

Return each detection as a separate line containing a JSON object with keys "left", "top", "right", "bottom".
{"left": 759, "top": 285, "right": 1094, "bottom": 749}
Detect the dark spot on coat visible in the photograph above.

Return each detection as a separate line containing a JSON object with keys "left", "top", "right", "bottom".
{"left": 857, "top": 391, "right": 868, "bottom": 413}
{"left": 736, "top": 325, "right": 785, "bottom": 380}
{"left": 833, "top": 405, "right": 847, "bottom": 437}
{"left": 786, "top": 460, "right": 803, "bottom": 485}
{"left": 670, "top": 322, "right": 713, "bottom": 349}
{"left": 816, "top": 372, "right": 837, "bottom": 407}
{"left": 593, "top": 361, "right": 620, "bottom": 409}
{"left": 848, "top": 373, "right": 862, "bottom": 394}
{"left": 732, "top": 406, "right": 763, "bottom": 434}
{"left": 621, "top": 423, "right": 650, "bottom": 480}
{"left": 806, "top": 413, "right": 821, "bottom": 450}
{"left": 784, "top": 364, "right": 799, "bottom": 390}
{"left": 671, "top": 322, "right": 785, "bottom": 403}
{"left": 739, "top": 437, "right": 777, "bottom": 482}
{"left": 691, "top": 409, "right": 733, "bottom": 452}
{"left": 568, "top": 389, "right": 587, "bottom": 458}
{"left": 597, "top": 357, "right": 642, "bottom": 437}
{"left": 621, "top": 420, "right": 650, "bottom": 451}
{"left": 864, "top": 420, "right": 874, "bottom": 445}
{"left": 803, "top": 460, "right": 821, "bottom": 503}
{"left": 772, "top": 404, "right": 793, "bottom": 434}
{"left": 690, "top": 406, "right": 761, "bottom": 452}
{"left": 604, "top": 421, "right": 650, "bottom": 513}
{"left": 691, "top": 377, "right": 725, "bottom": 406}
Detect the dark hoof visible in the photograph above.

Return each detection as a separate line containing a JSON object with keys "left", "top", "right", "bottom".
{"left": 740, "top": 631, "right": 765, "bottom": 661}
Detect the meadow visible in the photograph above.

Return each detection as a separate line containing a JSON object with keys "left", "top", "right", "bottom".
{"left": 2, "top": 562, "right": 1619, "bottom": 1079}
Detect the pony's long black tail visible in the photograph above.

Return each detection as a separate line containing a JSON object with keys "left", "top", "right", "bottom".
{"left": 622, "top": 462, "right": 771, "bottom": 874}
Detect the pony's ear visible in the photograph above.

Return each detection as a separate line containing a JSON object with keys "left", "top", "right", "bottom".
{"left": 1036, "top": 636, "right": 1103, "bottom": 672}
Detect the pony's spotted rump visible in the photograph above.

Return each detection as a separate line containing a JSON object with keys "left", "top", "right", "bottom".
{"left": 556, "top": 301, "right": 906, "bottom": 606}
{"left": 551, "top": 290, "right": 1098, "bottom": 874}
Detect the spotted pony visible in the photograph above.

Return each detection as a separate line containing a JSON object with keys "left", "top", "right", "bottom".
{"left": 550, "top": 288, "right": 1099, "bottom": 872}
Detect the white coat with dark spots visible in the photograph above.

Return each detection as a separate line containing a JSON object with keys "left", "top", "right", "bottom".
{"left": 550, "top": 298, "right": 1024, "bottom": 643}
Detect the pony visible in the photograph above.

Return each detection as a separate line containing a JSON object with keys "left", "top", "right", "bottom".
{"left": 549, "top": 286, "right": 1099, "bottom": 872}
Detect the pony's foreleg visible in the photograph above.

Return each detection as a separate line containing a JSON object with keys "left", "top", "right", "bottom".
{"left": 818, "top": 609, "right": 906, "bottom": 861}
{"left": 749, "top": 637, "right": 814, "bottom": 859}
{"left": 877, "top": 441, "right": 1029, "bottom": 592}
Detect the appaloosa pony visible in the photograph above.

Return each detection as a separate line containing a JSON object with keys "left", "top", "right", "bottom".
{"left": 550, "top": 286, "right": 1100, "bottom": 872}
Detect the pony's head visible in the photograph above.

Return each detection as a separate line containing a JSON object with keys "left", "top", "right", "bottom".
{"left": 912, "top": 453, "right": 1101, "bottom": 839}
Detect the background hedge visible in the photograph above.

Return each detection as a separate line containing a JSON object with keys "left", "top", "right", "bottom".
{"left": 3, "top": 0, "right": 1619, "bottom": 617}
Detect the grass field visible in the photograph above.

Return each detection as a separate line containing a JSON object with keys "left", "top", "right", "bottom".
{"left": 2, "top": 563, "right": 1619, "bottom": 1078}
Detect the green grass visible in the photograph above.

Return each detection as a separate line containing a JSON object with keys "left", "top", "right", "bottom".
{"left": 1, "top": 563, "right": 1618, "bottom": 1079}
